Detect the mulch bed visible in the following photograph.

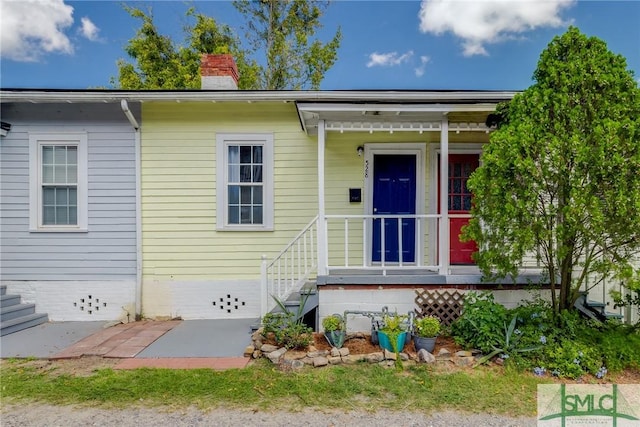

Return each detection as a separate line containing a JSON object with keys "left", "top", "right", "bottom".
{"left": 312, "top": 332, "right": 463, "bottom": 355}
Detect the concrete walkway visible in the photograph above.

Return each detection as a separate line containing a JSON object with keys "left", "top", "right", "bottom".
{"left": 0, "top": 319, "right": 255, "bottom": 370}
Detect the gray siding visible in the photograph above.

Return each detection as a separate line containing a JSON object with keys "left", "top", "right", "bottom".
{"left": 0, "top": 102, "right": 140, "bottom": 281}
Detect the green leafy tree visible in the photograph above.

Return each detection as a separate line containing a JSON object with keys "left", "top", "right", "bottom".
{"left": 115, "top": 6, "right": 259, "bottom": 89}
{"left": 463, "top": 27, "right": 640, "bottom": 316}
{"left": 233, "top": 0, "right": 341, "bottom": 89}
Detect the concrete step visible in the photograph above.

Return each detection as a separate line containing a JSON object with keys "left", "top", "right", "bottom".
{"left": 1, "top": 312, "right": 49, "bottom": 337}
{"left": 0, "top": 294, "right": 21, "bottom": 308}
{"left": 0, "top": 302, "right": 36, "bottom": 322}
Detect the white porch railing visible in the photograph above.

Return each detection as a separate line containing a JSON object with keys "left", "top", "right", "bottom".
{"left": 260, "top": 216, "right": 318, "bottom": 316}
{"left": 324, "top": 214, "right": 441, "bottom": 274}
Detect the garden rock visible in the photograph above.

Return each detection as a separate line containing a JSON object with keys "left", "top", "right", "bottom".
{"left": 454, "top": 356, "right": 475, "bottom": 367}
{"left": 307, "top": 350, "right": 329, "bottom": 358}
{"left": 313, "top": 356, "right": 329, "bottom": 367}
{"left": 338, "top": 348, "right": 350, "bottom": 357}
{"left": 455, "top": 351, "right": 472, "bottom": 357}
{"left": 330, "top": 347, "right": 340, "bottom": 357}
{"left": 243, "top": 345, "right": 255, "bottom": 357}
{"left": 266, "top": 347, "right": 287, "bottom": 363}
{"left": 437, "top": 348, "right": 451, "bottom": 356}
{"left": 328, "top": 356, "right": 342, "bottom": 365}
{"left": 417, "top": 349, "right": 436, "bottom": 364}
{"left": 261, "top": 344, "right": 279, "bottom": 353}
{"left": 366, "top": 352, "right": 384, "bottom": 363}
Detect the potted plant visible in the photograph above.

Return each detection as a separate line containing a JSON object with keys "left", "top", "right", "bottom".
{"left": 413, "top": 315, "right": 441, "bottom": 353}
{"left": 322, "top": 313, "right": 346, "bottom": 348}
{"left": 377, "top": 313, "right": 408, "bottom": 353}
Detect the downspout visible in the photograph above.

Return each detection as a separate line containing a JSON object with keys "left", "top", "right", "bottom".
{"left": 121, "top": 100, "right": 142, "bottom": 320}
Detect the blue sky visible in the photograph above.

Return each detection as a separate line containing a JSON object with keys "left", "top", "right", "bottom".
{"left": 1, "top": 0, "right": 639, "bottom": 91}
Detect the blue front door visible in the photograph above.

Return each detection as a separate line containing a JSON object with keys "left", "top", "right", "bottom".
{"left": 372, "top": 154, "right": 417, "bottom": 263}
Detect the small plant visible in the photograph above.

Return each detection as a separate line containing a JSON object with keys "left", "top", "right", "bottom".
{"left": 322, "top": 314, "right": 345, "bottom": 332}
{"left": 322, "top": 313, "right": 346, "bottom": 348}
{"left": 413, "top": 316, "right": 440, "bottom": 338}
{"left": 261, "top": 293, "right": 314, "bottom": 350}
{"left": 379, "top": 313, "right": 409, "bottom": 369}
{"left": 474, "top": 314, "right": 542, "bottom": 367}
{"left": 451, "top": 291, "right": 508, "bottom": 353}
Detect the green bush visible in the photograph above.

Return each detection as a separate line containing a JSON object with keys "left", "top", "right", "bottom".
{"left": 543, "top": 339, "right": 602, "bottom": 379}
{"left": 451, "top": 291, "right": 508, "bottom": 353}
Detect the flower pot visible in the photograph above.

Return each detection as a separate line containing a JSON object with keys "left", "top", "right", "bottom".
{"left": 377, "top": 330, "right": 408, "bottom": 353}
{"left": 413, "top": 335, "right": 437, "bottom": 353}
{"left": 324, "top": 330, "right": 346, "bottom": 348}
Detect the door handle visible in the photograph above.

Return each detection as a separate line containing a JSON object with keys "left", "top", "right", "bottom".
{"left": 373, "top": 208, "right": 377, "bottom": 212}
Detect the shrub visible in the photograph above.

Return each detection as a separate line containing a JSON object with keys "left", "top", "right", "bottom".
{"left": 414, "top": 316, "right": 441, "bottom": 338}
{"left": 451, "top": 291, "right": 508, "bottom": 353}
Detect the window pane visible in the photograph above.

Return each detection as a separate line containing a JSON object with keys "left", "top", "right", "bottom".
{"left": 452, "top": 178, "right": 461, "bottom": 194}
{"left": 56, "top": 188, "right": 68, "bottom": 205}
{"left": 240, "top": 186, "right": 252, "bottom": 204}
{"left": 252, "top": 165, "right": 262, "bottom": 183}
{"left": 463, "top": 195, "right": 472, "bottom": 211}
{"left": 43, "top": 165, "right": 54, "bottom": 182}
{"left": 253, "top": 146, "right": 263, "bottom": 163}
{"left": 68, "top": 165, "right": 77, "bottom": 183}
{"left": 43, "top": 206, "right": 56, "bottom": 224}
{"left": 68, "top": 207, "right": 77, "bottom": 225}
{"left": 253, "top": 186, "right": 263, "bottom": 204}
{"left": 253, "top": 207, "right": 263, "bottom": 224}
{"left": 240, "top": 206, "right": 252, "bottom": 224}
{"left": 228, "top": 146, "right": 239, "bottom": 164}
{"left": 69, "top": 188, "right": 77, "bottom": 205}
{"left": 228, "top": 205, "right": 239, "bottom": 224}
{"left": 43, "top": 187, "right": 55, "bottom": 204}
{"left": 56, "top": 206, "right": 68, "bottom": 224}
{"left": 54, "top": 165, "right": 67, "bottom": 183}
{"left": 43, "top": 146, "right": 54, "bottom": 164}
{"left": 54, "top": 146, "right": 66, "bottom": 164}
{"left": 228, "top": 165, "right": 239, "bottom": 182}
{"left": 67, "top": 146, "right": 77, "bottom": 165}
{"left": 452, "top": 196, "right": 462, "bottom": 211}
{"left": 240, "top": 165, "right": 252, "bottom": 182}
{"left": 228, "top": 185, "right": 239, "bottom": 204}
{"left": 240, "top": 146, "right": 252, "bottom": 163}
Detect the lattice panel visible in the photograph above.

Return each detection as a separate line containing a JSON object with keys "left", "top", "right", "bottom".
{"left": 414, "top": 289, "right": 464, "bottom": 326}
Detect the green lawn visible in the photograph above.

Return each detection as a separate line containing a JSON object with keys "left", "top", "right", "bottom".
{"left": 1, "top": 359, "right": 546, "bottom": 416}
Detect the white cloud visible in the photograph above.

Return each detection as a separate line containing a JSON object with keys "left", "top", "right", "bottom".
{"left": 1, "top": 0, "right": 74, "bottom": 61}
{"left": 415, "top": 55, "right": 430, "bottom": 77}
{"left": 79, "top": 17, "right": 100, "bottom": 41}
{"left": 418, "top": 0, "right": 576, "bottom": 56}
{"left": 367, "top": 50, "right": 414, "bottom": 68}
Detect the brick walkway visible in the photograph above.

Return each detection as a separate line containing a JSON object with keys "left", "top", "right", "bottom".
{"left": 50, "top": 320, "right": 249, "bottom": 370}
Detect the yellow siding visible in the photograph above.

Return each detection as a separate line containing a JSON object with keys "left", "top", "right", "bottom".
{"left": 141, "top": 102, "right": 492, "bottom": 280}
{"left": 141, "top": 102, "right": 318, "bottom": 280}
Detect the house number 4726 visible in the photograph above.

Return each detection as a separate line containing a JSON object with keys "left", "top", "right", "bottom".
{"left": 364, "top": 159, "right": 369, "bottom": 178}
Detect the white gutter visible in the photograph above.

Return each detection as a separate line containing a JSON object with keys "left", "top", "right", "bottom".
{"left": 0, "top": 89, "right": 518, "bottom": 104}
{"left": 121, "top": 100, "right": 142, "bottom": 319}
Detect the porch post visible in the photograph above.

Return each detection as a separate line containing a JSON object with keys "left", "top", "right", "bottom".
{"left": 317, "top": 120, "right": 328, "bottom": 276}
{"left": 439, "top": 116, "right": 450, "bottom": 275}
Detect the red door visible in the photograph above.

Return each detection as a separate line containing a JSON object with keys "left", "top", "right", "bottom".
{"left": 439, "top": 154, "right": 479, "bottom": 264}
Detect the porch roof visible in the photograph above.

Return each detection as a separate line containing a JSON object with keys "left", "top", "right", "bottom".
{"left": 296, "top": 101, "right": 508, "bottom": 136}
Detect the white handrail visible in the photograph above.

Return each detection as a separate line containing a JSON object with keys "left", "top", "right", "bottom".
{"left": 261, "top": 216, "right": 318, "bottom": 316}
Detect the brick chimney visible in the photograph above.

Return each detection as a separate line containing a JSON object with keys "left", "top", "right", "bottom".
{"left": 201, "top": 54, "right": 239, "bottom": 90}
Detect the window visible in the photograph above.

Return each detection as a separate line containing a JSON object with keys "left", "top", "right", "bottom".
{"left": 29, "top": 133, "right": 88, "bottom": 232}
{"left": 216, "top": 133, "right": 274, "bottom": 230}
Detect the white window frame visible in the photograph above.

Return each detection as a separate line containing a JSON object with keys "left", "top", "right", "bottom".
{"left": 216, "top": 133, "right": 274, "bottom": 231}
{"left": 29, "top": 132, "right": 88, "bottom": 232}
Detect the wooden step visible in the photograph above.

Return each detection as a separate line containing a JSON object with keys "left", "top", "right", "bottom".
{"left": 0, "top": 294, "right": 20, "bottom": 308}
{"left": 0, "top": 312, "right": 49, "bottom": 336}
{"left": 1, "top": 302, "right": 36, "bottom": 322}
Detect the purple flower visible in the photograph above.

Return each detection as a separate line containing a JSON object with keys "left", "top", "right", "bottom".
{"left": 596, "top": 366, "right": 608, "bottom": 379}
{"left": 533, "top": 367, "right": 546, "bottom": 376}
{"left": 539, "top": 335, "right": 547, "bottom": 344}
